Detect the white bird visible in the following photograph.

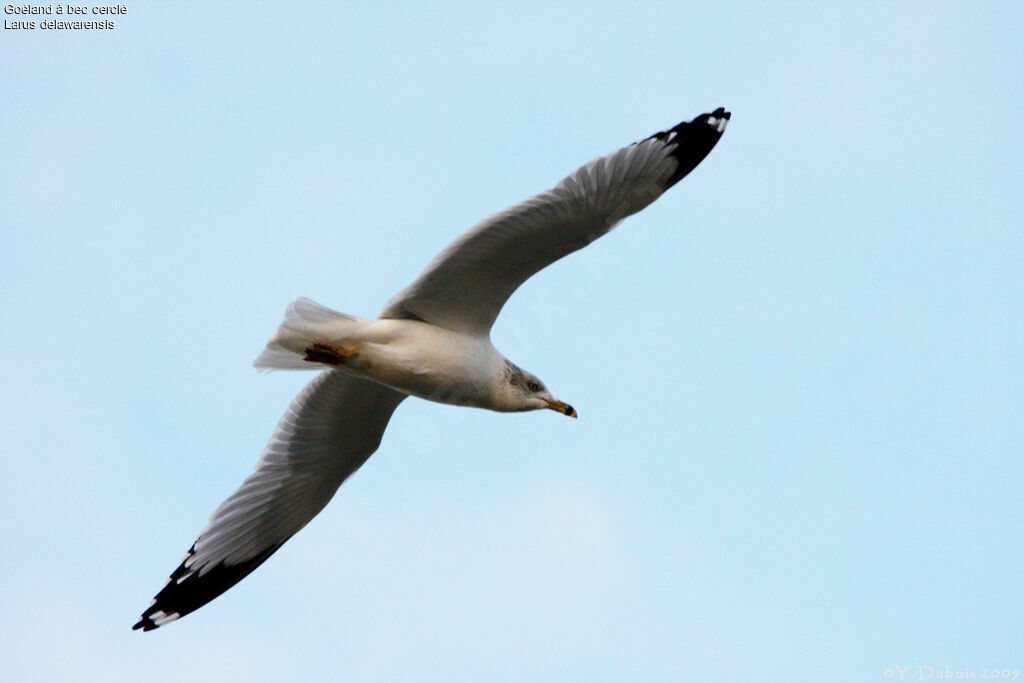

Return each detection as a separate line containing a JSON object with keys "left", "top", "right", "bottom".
{"left": 134, "top": 108, "right": 730, "bottom": 631}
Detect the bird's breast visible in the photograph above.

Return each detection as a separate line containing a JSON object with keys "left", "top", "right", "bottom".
{"left": 353, "top": 320, "right": 499, "bottom": 408}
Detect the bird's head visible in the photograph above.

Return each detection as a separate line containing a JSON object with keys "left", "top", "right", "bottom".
{"left": 498, "top": 361, "right": 577, "bottom": 417}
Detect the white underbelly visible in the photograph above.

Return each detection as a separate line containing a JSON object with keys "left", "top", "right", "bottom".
{"left": 349, "top": 320, "right": 496, "bottom": 408}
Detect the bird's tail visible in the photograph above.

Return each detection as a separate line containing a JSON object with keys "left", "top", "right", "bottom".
{"left": 253, "top": 297, "right": 363, "bottom": 371}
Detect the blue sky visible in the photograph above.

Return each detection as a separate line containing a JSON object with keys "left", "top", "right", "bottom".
{"left": 2, "top": 2, "right": 1022, "bottom": 681}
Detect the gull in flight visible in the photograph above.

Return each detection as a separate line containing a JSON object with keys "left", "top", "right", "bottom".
{"left": 134, "top": 108, "right": 730, "bottom": 631}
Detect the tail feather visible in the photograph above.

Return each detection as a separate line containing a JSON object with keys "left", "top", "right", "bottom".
{"left": 284, "top": 297, "right": 357, "bottom": 325}
{"left": 254, "top": 298, "right": 361, "bottom": 371}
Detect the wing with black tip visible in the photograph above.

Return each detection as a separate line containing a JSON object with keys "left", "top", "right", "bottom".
{"left": 133, "top": 370, "right": 406, "bottom": 631}
{"left": 380, "top": 108, "right": 730, "bottom": 335}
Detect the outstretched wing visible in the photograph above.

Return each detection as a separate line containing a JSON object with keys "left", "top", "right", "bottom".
{"left": 380, "top": 108, "right": 730, "bottom": 335}
{"left": 133, "top": 371, "right": 407, "bottom": 631}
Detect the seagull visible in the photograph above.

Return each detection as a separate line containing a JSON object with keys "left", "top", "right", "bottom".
{"left": 134, "top": 108, "right": 730, "bottom": 631}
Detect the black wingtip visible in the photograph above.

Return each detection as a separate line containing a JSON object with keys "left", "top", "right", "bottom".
{"left": 133, "top": 541, "right": 285, "bottom": 632}
{"left": 132, "top": 616, "right": 158, "bottom": 632}
{"left": 647, "top": 107, "right": 730, "bottom": 189}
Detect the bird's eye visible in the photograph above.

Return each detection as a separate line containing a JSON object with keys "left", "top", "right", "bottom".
{"left": 527, "top": 381, "right": 540, "bottom": 392}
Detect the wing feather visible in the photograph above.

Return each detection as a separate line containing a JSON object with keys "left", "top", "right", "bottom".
{"left": 380, "top": 108, "right": 730, "bottom": 334}
{"left": 133, "top": 370, "right": 407, "bottom": 630}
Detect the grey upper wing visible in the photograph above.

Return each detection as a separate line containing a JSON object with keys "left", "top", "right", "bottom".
{"left": 133, "top": 370, "right": 407, "bottom": 631}
{"left": 380, "top": 108, "right": 730, "bottom": 335}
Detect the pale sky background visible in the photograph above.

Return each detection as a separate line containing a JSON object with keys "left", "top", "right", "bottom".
{"left": 2, "top": 2, "right": 1022, "bottom": 681}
